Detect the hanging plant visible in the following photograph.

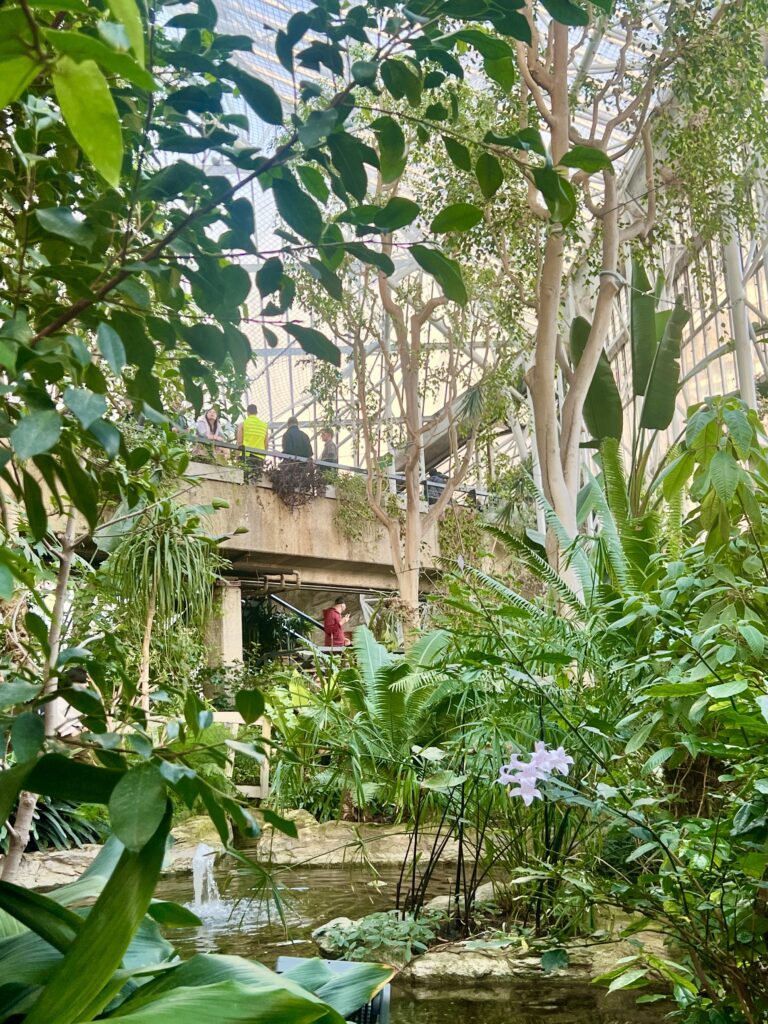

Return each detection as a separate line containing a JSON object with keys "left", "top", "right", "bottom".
{"left": 267, "top": 460, "right": 324, "bottom": 508}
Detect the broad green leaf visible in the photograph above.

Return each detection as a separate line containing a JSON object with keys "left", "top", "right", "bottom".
{"left": 231, "top": 69, "right": 283, "bottom": 126}
{"left": 35, "top": 206, "right": 95, "bottom": 248}
{"left": 256, "top": 258, "right": 283, "bottom": 298}
{"left": 431, "top": 203, "right": 483, "bottom": 233}
{"left": 624, "top": 720, "right": 654, "bottom": 754}
{"left": 484, "top": 55, "right": 516, "bottom": 90}
{"left": 147, "top": 902, "right": 203, "bottom": 928}
{"left": 558, "top": 145, "right": 612, "bottom": 174}
{"left": 328, "top": 133, "right": 371, "bottom": 202}
{"left": 540, "top": 0, "right": 589, "bottom": 26}
{"left": 484, "top": 127, "right": 545, "bottom": 155}
{"left": 641, "top": 747, "right": 676, "bottom": 774}
{"left": 723, "top": 406, "right": 753, "bottom": 458}
{"left": 26, "top": 754, "right": 121, "bottom": 804}
{"left": 442, "top": 135, "right": 471, "bottom": 172}
{"left": 475, "top": 152, "right": 503, "bottom": 198}
{"left": 44, "top": 30, "right": 154, "bottom": 89}
{"left": 52, "top": 57, "right": 123, "bottom": 188}
{"left": 11, "top": 411, "right": 62, "bottom": 460}
{"left": 373, "top": 197, "right": 419, "bottom": 231}
{"left": 109, "top": 765, "right": 167, "bottom": 851}
{"left": 64, "top": 387, "right": 108, "bottom": 429}
{"left": 284, "top": 324, "right": 341, "bottom": 367}
{"left": 24, "top": 806, "right": 171, "bottom": 1024}
{"left": 738, "top": 623, "right": 765, "bottom": 658}
{"left": 381, "top": 58, "right": 421, "bottom": 107}
{"left": 706, "top": 679, "right": 748, "bottom": 699}
{"left": 235, "top": 689, "right": 265, "bottom": 724}
{"left": 371, "top": 116, "right": 406, "bottom": 184}
{"left": 630, "top": 260, "right": 657, "bottom": 396}
{"left": 106, "top": 0, "right": 145, "bottom": 63}
{"left": 0, "top": 680, "right": 42, "bottom": 710}
{"left": 10, "top": 712, "right": 44, "bottom": 762}
{"left": 540, "top": 948, "right": 569, "bottom": 973}
{"left": 639, "top": 296, "right": 689, "bottom": 430}
{"left": 569, "top": 316, "right": 622, "bottom": 442}
{"left": 272, "top": 176, "right": 323, "bottom": 243}
{"left": 758, "top": 695, "right": 768, "bottom": 724}
{"left": 0, "top": 881, "right": 81, "bottom": 950}
{"left": 351, "top": 59, "right": 377, "bottom": 86}
{"left": 410, "top": 245, "right": 467, "bottom": 305}
{"left": 0, "top": 56, "right": 42, "bottom": 107}
{"left": 531, "top": 166, "right": 576, "bottom": 225}
{"left": 709, "top": 449, "right": 740, "bottom": 504}
{"left": 97, "top": 322, "right": 126, "bottom": 375}
{"left": 607, "top": 967, "right": 648, "bottom": 992}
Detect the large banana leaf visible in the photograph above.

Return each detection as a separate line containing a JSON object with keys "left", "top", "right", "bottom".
{"left": 630, "top": 259, "right": 657, "bottom": 396}
{"left": 95, "top": 979, "right": 346, "bottom": 1024}
{"left": 639, "top": 296, "right": 690, "bottom": 430}
{"left": 23, "top": 806, "right": 172, "bottom": 1024}
{"left": 570, "top": 315, "right": 623, "bottom": 443}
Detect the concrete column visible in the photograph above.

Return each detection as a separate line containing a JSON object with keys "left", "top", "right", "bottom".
{"left": 723, "top": 232, "right": 758, "bottom": 409}
{"left": 207, "top": 580, "right": 243, "bottom": 666}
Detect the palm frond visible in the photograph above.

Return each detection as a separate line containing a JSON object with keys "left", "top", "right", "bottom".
{"left": 534, "top": 492, "right": 596, "bottom": 596}
{"left": 485, "top": 526, "right": 585, "bottom": 616}
{"left": 585, "top": 470, "right": 636, "bottom": 593}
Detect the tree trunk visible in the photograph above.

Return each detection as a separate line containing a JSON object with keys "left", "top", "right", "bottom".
{"left": 1, "top": 790, "right": 37, "bottom": 882}
{"left": 138, "top": 577, "right": 158, "bottom": 713}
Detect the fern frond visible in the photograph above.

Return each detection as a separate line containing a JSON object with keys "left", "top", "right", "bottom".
{"left": 599, "top": 438, "right": 630, "bottom": 531}
{"left": 462, "top": 564, "right": 549, "bottom": 622}
{"left": 534, "top": 492, "right": 596, "bottom": 596}
{"left": 485, "top": 526, "right": 585, "bottom": 616}
{"left": 586, "top": 470, "right": 636, "bottom": 592}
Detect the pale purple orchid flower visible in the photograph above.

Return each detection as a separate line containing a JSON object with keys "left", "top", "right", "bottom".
{"left": 498, "top": 742, "right": 574, "bottom": 806}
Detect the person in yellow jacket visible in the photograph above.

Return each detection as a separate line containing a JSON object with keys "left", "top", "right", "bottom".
{"left": 236, "top": 403, "right": 269, "bottom": 482}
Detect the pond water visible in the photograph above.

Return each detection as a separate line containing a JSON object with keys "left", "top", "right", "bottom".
{"left": 155, "top": 846, "right": 662, "bottom": 1024}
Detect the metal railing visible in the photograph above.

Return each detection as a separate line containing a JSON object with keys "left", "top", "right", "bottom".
{"left": 185, "top": 434, "right": 489, "bottom": 505}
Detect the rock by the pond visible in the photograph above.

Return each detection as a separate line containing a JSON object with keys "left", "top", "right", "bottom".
{"left": 400, "top": 940, "right": 667, "bottom": 1021}
{"left": 252, "top": 810, "right": 461, "bottom": 866}
{"left": 4, "top": 815, "right": 226, "bottom": 889}
{"left": 312, "top": 916, "right": 355, "bottom": 957}
{"left": 423, "top": 880, "right": 502, "bottom": 912}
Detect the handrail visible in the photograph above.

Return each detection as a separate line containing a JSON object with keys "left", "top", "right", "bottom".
{"left": 188, "top": 435, "right": 490, "bottom": 501}
{"left": 268, "top": 592, "right": 323, "bottom": 631}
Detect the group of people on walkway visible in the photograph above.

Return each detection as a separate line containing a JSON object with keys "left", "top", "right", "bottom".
{"left": 193, "top": 405, "right": 339, "bottom": 479}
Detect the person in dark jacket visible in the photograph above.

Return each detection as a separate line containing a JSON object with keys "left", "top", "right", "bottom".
{"left": 282, "top": 417, "right": 313, "bottom": 460}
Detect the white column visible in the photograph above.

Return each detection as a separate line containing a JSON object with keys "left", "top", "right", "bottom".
{"left": 723, "top": 232, "right": 758, "bottom": 409}
{"left": 207, "top": 580, "right": 243, "bottom": 666}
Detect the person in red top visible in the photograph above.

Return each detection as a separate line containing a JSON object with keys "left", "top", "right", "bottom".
{"left": 323, "top": 596, "right": 351, "bottom": 648}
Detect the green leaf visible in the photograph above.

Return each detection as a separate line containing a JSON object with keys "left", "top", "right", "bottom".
{"left": 296, "top": 165, "right": 329, "bottom": 204}
{"left": 540, "top": 0, "right": 589, "bottom": 26}
{"left": 709, "top": 449, "right": 740, "bottom": 504}
{"left": 284, "top": 324, "right": 341, "bottom": 367}
{"left": 411, "top": 246, "right": 467, "bottom": 305}
{"left": 442, "top": 135, "right": 471, "bottom": 172}
{"left": 371, "top": 116, "right": 406, "bottom": 184}
{"left": 630, "top": 260, "right": 657, "bottom": 397}
{"left": 24, "top": 806, "right": 171, "bottom": 1024}
{"left": 52, "top": 56, "right": 123, "bottom": 188}
{"left": 256, "top": 258, "right": 283, "bottom": 298}
{"left": 484, "top": 55, "right": 516, "bottom": 91}
{"left": 706, "top": 679, "right": 749, "bottom": 699}
{"left": 0, "top": 879, "right": 82, "bottom": 949}
{"left": 641, "top": 747, "right": 675, "bottom": 774}
{"left": 44, "top": 30, "right": 154, "bottom": 89}
{"left": 541, "top": 948, "right": 569, "bottom": 973}
{"left": 639, "top": 296, "right": 689, "bottom": 430}
{"left": 272, "top": 176, "right": 323, "bottom": 244}
{"left": 35, "top": 207, "right": 95, "bottom": 248}
{"left": 64, "top": 387, "right": 108, "bottom": 429}
{"left": 624, "top": 721, "right": 654, "bottom": 754}
{"left": 569, "top": 316, "right": 622, "bottom": 442}
{"left": 758, "top": 695, "right": 768, "bottom": 724}
{"left": 147, "top": 902, "right": 203, "bottom": 928}
{"left": 723, "top": 406, "right": 753, "bottom": 458}
{"left": 475, "top": 152, "right": 503, "bottom": 198}
{"left": 328, "top": 133, "right": 370, "bottom": 202}
{"left": 531, "top": 166, "right": 576, "bottom": 225}
{"left": 607, "top": 967, "right": 648, "bottom": 993}
{"left": 235, "top": 689, "right": 265, "bottom": 725}
{"left": 351, "top": 59, "right": 377, "bottom": 86}
{"left": 558, "top": 145, "right": 612, "bottom": 174}
{"left": 373, "top": 197, "right": 419, "bottom": 231}
{"left": 11, "top": 411, "right": 62, "bottom": 461}
{"left": 108, "top": 765, "right": 167, "bottom": 851}
{"left": 231, "top": 69, "right": 283, "bottom": 126}
{"left": 0, "top": 680, "right": 42, "bottom": 710}
{"left": 11, "top": 711, "right": 44, "bottom": 762}
{"left": 431, "top": 203, "right": 483, "bottom": 233}
{"left": 0, "top": 56, "right": 42, "bottom": 107}
{"left": 106, "top": 0, "right": 144, "bottom": 63}
{"left": 738, "top": 623, "right": 765, "bottom": 658}
{"left": 381, "top": 58, "right": 421, "bottom": 106}
{"left": 97, "top": 322, "right": 126, "bottom": 375}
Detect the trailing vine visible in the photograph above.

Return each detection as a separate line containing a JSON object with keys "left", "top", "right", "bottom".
{"left": 267, "top": 461, "right": 324, "bottom": 509}
{"left": 332, "top": 473, "right": 379, "bottom": 542}
{"left": 438, "top": 504, "right": 487, "bottom": 565}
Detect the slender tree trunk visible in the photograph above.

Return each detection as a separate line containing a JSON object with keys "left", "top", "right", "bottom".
{"left": 1, "top": 790, "right": 37, "bottom": 882}
{"left": 3, "top": 508, "right": 78, "bottom": 883}
{"left": 139, "top": 576, "right": 158, "bottom": 713}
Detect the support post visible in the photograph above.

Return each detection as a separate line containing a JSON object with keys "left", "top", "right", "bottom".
{"left": 206, "top": 580, "right": 243, "bottom": 668}
{"left": 723, "top": 232, "right": 758, "bottom": 409}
